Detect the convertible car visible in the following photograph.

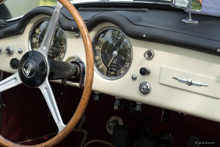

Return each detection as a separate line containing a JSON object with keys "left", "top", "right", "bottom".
{"left": 0, "top": 0, "right": 219, "bottom": 146}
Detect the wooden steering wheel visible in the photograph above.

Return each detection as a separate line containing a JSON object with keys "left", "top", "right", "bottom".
{"left": 0, "top": 0, "right": 94, "bottom": 146}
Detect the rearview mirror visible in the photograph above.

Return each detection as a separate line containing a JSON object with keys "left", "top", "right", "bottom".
{"left": 171, "top": 0, "right": 202, "bottom": 23}
{"left": 171, "top": 0, "right": 202, "bottom": 11}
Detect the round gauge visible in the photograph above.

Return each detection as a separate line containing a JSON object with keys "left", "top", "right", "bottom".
{"left": 29, "top": 19, "right": 67, "bottom": 61}
{"left": 92, "top": 27, "right": 132, "bottom": 80}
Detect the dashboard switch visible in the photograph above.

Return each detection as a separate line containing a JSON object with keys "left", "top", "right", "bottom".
{"left": 129, "top": 102, "right": 142, "bottom": 113}
{"left": 135, "top": 102, "right": 142, "bottom": 112}
{"left": 18, "top": 48, "right": 23, "bottom": 54}
{"left": 114, "top": 97, "right": 126, "bottom": 111}
{"left": 114, "top": 97, "right": 121, "bottom": 110}
{"left": 6, "top": 46, "right": 14, "bottom": 55}
{"left": 144, "top": 49, "right": 154, "bottom": 60}
{"left": 140, "top": 67, "right": 151, "bottom": 76}
{"left": 10, "top": 58, "right": 19, "bottom": 69}
{"left": 132, "top": 74, "right": 137, "bottom": 80}
{"left": 139, "top": 81, "right": 151, "bottom": 94}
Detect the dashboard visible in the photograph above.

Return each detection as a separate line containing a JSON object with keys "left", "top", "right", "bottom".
{"left": 1, "top": 4, "right": 220, "bottom": 123}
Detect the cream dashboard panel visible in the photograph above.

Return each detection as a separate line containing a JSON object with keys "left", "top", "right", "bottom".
{"left": 0, "top": 15, "right": 50, "bottom": 73}
{"left": 68, "top": 22, "right": 220, "bottom": 123}
{"left": 1, "top": 16, "right": 220, "bottom": 122}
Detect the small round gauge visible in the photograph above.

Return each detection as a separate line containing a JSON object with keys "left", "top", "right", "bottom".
{"left": 29, "top": 18, "right": 67, "bottom": 61}
{"left": 92, "top": 27, "right": 132, "bottom": 80}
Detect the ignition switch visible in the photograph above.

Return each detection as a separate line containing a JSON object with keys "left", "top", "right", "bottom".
{"left": 139, "top": 81, "right": 151, "bottom": 94}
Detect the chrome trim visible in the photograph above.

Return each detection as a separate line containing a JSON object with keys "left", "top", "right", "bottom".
{"left": 144, "top": 49, "right": 154, "bottom": 60}
{"left": 92, "top": 27, "right": 133, "bottom": 80}
{"left": 37, "top": 2, "right": 62, "bottom": 57}
{"left": 71, "top": 0, "right": 168, "bottom": 5}
{"left": 173, "top": 77, "right": 208, "bottom": 87}
{"left": 65, "top": 56, "right": 86, "bottom": 88}
{"left": 0, "top": 73, "right": 22, "bottom": 93}
{"left": 37, "top": 2, "right": 66, "bottom": 133}
{"left": 5, "top": 46, "right": 14, "bottom": 55}
{"left": 6, "top": 15, "right": 24, "bottom": 22}
{"left": 75, "top": 32, "right": 80, "bottom": 38}
{"left": 132, "top": 74, "right": 137, "bottom": 81}
{"left": 146, "top": 67, "right": 151, "bottom": 76}
{"left": 39, "top": 79, "right": 66, "bottom": 133}
{"left": 29, "top": 18, "right": 50, "bottom": 51}
{"left": 18, "top": 48, "right": 23, "bottom": 54}
{"left": 139, "top": 81, "right": 151, "bottom": 95}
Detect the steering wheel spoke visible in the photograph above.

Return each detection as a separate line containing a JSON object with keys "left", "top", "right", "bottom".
{"left": 0, "top": 72, "right": 22, "bottom": 93}
{"left": 0, "top": 0, "right": 94, "bottom": 146}
{"left": 39, "top": 79, "right": 66, "bottom": 133}
{"left": 37, "top": 1, "right": 63, "bottom": 57}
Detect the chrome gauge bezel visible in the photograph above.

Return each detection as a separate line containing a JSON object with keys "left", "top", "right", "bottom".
{"left": 29, "top": 18, "right": 67, "bottom": 61}
{"left": 92, "top": 27, "right": 133, "bottom": 80}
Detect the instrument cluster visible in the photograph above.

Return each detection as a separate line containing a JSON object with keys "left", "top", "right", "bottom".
{"left": 30, "top": 21, "right": 133, "bottom": 80}
{"left": 29, "top": 19, "right": 67, "bottom": 61}
{"left": 92, "top": 27, "right": 133, "bottom": 80}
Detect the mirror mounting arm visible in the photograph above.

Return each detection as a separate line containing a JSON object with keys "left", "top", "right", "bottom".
{"left": 182, "top": 0, "right": 198, "bottom": 24}
{"left": 171, "top": 0, "right": 201, "bottom": 24}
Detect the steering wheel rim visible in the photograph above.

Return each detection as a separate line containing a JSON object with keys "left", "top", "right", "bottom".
{"left": 0, "top": 0, "right": 94, "bottom": 146}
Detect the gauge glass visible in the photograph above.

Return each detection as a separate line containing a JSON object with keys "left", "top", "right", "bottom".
{"left": 93, "top": 28, "right": 132, "bottom": 80}
{"left": 29, "top": 19, "right": 67, "bottom": 61}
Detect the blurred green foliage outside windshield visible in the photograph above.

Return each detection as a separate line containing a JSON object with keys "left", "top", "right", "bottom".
{"left": 0, "top": 0, "right": 72, "bottom": 20}
{"left": 39, "top": 0, "right": 57, "bottom": 6}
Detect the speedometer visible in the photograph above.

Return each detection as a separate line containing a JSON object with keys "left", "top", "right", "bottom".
{"left": 92, "top": 27, "right": 132, "bottom": 80}
{"left": 29, "top": 18, "right": 67, "bottom": 61}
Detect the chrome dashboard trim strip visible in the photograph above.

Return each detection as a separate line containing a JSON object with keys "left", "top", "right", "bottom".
{"left": 173, "top": 77, "right": 208, "bottom": 87}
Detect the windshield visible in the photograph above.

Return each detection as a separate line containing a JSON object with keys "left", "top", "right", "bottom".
{"left": 0, "top": 0, "right": 170, "bottom": 20}
{"left": 0, "top": 0, "right": 58, "bottom": 20}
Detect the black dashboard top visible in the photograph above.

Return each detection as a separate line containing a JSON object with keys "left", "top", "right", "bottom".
{"left": 1, "top": 4, "right": 220, "bottom": 56}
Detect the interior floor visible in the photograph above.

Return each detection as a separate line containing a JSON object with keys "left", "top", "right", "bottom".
{"left": 1, "top": 76, "right": 220, "bottom": 147}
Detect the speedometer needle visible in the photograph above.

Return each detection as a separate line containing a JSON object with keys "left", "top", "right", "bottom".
{"left": 107, "top": 47, "right": 120, "bottom": 68}
{"left": 107, "top": 56, "right": 114, "bottom": 68}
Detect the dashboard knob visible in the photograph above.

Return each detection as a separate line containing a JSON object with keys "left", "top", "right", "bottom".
{"left": 139, "top": 81, "right": 151, "bottom": 94}
{"left": 10, "top": 58, "right": 19, "bottom": 69}
{"left": 6, "top": 46, "right": 14, "bottom": 55}
{"left": 144, "top": 49, "right": 154, "bottom": 60}
{"left": 140, "top": 67, "right": 151, "bottom": 76}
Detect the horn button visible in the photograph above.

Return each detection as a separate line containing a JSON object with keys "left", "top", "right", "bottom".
{"left": 18, "top": 51, "right": 47, "bottom": 88}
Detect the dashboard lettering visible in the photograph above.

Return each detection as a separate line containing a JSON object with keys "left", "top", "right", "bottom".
{"left": 95, "top": 46, "right": 101, "bottom": 50}
{"left": 99, "top": 64, "right": 104, "bottom": 69}
{"left": 95, "top": 56, "right": 100, "bottom": 60}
